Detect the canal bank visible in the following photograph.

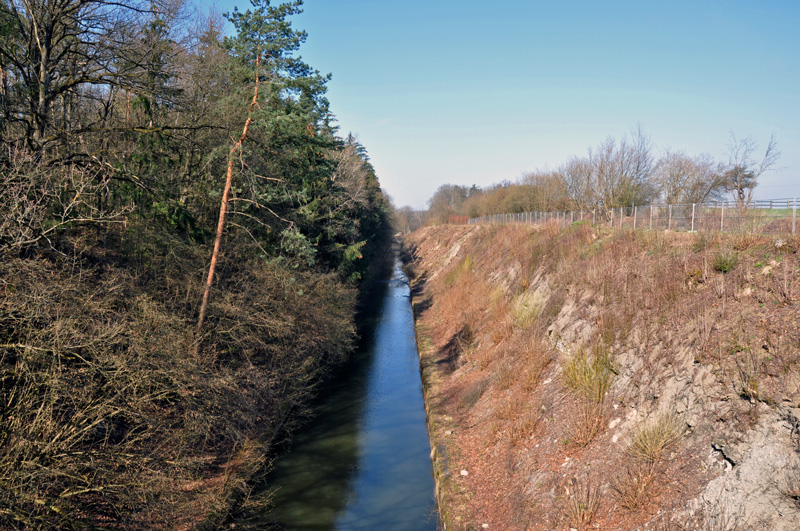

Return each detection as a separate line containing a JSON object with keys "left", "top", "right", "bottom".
{"left": 234, "top": 248, "right": 438, "bottom": 530}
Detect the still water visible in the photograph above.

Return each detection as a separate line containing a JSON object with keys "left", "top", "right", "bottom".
{"left": 237, "top": 254, "right": 437, "bottom": 530}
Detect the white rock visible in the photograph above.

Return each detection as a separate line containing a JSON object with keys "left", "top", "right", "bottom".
{"left": 460, "top": 469, "right": 469, "bottom": 476}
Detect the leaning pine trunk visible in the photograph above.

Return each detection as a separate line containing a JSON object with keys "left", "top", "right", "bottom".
{"left": 196, "top": 53, "right": 261, "bottom": 333}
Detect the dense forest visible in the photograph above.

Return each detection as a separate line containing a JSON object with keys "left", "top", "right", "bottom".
{"left": 0, "top": 0, "right": 392, "bottom": 528}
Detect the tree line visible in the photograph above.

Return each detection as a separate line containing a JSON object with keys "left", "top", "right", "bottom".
{"left": 425, "top": 125, "right": 780, "bottom": 224}
{"left": 0, "top": 0, "right": 392, "bottom": 527}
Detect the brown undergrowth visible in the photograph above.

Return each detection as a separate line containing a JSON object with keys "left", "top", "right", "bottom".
{"left": 407, "top": 223, "right": 800, "bottom": 530}
{"left": 0, "top": 231, "right": 358, "bottom": 529}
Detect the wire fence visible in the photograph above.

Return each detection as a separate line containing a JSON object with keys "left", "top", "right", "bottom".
{"left": 467, "top": 198, "right": 799, "bottom": 236}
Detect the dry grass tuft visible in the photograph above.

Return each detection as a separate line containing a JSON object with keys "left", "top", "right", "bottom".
{"left": 565, "top": 475, "right": 601, "bottom": 530}
{"left": 563, "top": 343, "right": 615, "bottom": 403}
{"left": 443, "top": 254, "right": 473, "bottom": 286}
{"left": 510, "top": 407, "right": 543, "bottom": 446}
{"left": 628, "top": 413, "right": 684, "bottom": 463}
{"left": 460, "top": 378, "right": 490, "bottom": 410}
{"left": 712, "top": 248, "right": 738, "bottom": 273}
{"left": 494, "top": 360, "right": 517, "bottom": 390}
{"left": 512, "top": 286, "right": 549, "bottom": 328}
{"left": 521, "top": 344, "right": 553, "bottom": 392}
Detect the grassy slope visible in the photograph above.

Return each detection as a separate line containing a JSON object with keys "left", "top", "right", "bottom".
{"left": 407, "top": 222, "right": 800, "bottom": 530}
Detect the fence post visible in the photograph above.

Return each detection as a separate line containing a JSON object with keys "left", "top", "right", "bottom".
{"left": 633, "top": 205, "right": 637, "bottom": 230}
{"left": 793, "top": 198, "right": 797, "bottom": 235}
{"left": 649, "top": 205, "right": 653, "bottom": 230}
{"left": 592, "top": 209, "right": 596, "bottom": 225}
{"left": 691, "top": 203, "right": 696, "bottom": 232}
{"left": 610, "top": 208, "right": 614, "bottom": 228}
{"left": 668, "top": 204, "right": 672, "bottom": 231}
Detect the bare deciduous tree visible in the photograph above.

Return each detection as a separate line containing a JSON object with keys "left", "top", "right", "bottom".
{"left": 559, "top": 155, "right": 594, "bottom": 210}
{"left": 723, "top": 132, "right": 780, "bottom": 208}
{"left": 655, "top": 150, "right": 724, "bottom": 204}
{"left": 589, "top": 125, "right": 657, "bottom": 214}
{"left": 0, "top": 0, "right": 185, "bottom": 150}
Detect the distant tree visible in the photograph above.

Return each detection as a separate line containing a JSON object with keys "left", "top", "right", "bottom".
{"left": 655, "top": 150, "right": 725, "bottom": 204}
{"left": 559, "top": 156, "right": 594, "bottom": 210}
{"left": 394, "top": 205, "right": 427, "bottom": 234}
{"left": 426, "top": 183, "right": 472, "bottom": 224}
{"left": 519, "top": 170, "right": 570, "bottom": 212}
{"left": 723, "top": 132, "right": 780, "bottom": 208}
{"left": 590, "top": 125, "right": 657, "bottom": 212}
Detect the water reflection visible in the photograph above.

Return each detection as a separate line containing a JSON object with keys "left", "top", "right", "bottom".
{"left": 236, "top": 255, "right": 437, "bottom": 530}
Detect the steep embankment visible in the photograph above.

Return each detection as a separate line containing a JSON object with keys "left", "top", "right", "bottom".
{"left": 0, "top": 246, "right": 359, "bottom": 530}
{"left": 406, "top": 223, "right": 800, "bottom": 530}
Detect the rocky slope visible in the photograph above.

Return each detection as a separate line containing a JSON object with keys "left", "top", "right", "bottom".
{"left": 406, "top": 222, "right": 800, "bottom": 530}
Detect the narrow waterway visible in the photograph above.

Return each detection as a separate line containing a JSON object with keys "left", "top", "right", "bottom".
{"left": 236, "top": 252, "right": 437, "bottom": 530}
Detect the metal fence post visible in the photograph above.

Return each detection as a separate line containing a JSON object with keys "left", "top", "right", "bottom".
{"left": 649, "top": 205, "right": 653, "bottom": 230}
{"left": 794, "top": 198, "right": 797, "bottom": 235}
{"left": 720, "top": 204, "right": 724, "bottom": 232}
{"left": 691, "top": 203, "right": 696, "bottom": 232}
{"left": 610, "top": 208, "right": 614, "bottom": 228}
{"left": 668, "top": 204, "right": 672, "bottom": 231}
{"left": 633, "top": 205, "right": 637, "bottom": 230}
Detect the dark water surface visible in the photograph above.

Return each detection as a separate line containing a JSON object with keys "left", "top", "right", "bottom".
{"left": 237, "top": 254, "right": 437, "bottom": 530}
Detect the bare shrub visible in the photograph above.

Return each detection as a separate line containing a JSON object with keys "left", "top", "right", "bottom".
{"left": 494, "top": 359, "right": 517, "bottom": 390}
{"left": 510, "top": 407, "right": 543, "bottom": 446}
{"left": 0, "top": 249, "right": 356, "bottom": 528}
{"left": 0, "top": 151, "right": 131, "bottom": 256}
{"left": 610, "top": 461, "right": 656, "bottom": 510}
{"left": 785, "top": 467, "right": 800, "bottom": 508}
{"left": 733, "top": 345, "right": 763, "bottom": 402}
{"left": 568, "top": 400, "right": 608, "bottom": 448}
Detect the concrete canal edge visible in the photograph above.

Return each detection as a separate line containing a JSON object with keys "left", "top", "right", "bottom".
{"left": 404, "top": 247, "right": 458, "bottom": 531}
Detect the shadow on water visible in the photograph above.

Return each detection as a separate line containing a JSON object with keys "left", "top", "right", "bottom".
{"left": 234, "top": 246, "right": 437, "bottom": 531}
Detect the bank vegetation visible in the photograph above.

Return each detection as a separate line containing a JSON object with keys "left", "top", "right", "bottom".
{"left": 407, "top": 222, "right": 800, "bottom": 530}
{"left": 0, "top": 0, "right": 391, "bottom": 528}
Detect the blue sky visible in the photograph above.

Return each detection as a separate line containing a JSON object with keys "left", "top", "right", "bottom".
{"left": 206, "top": 0, "right": 799, "bottom": 209}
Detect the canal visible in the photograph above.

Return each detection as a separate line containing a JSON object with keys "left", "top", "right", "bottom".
{"left": 235, "top": 251, "right": 437, "bottom": 530}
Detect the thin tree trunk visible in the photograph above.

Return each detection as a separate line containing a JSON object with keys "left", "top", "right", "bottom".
{"left": 197, "top": 53, "right": 261, "bottom": 333}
